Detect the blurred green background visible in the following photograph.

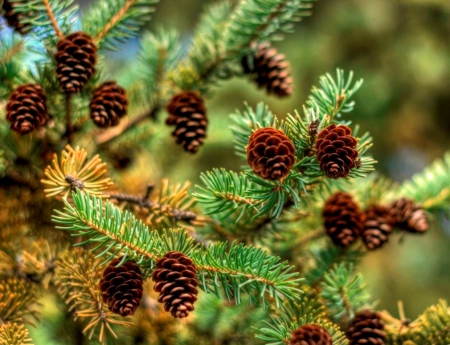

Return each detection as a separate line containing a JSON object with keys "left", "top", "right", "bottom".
{"left": 95, "top": 0, "right": 450, "bottom": 319}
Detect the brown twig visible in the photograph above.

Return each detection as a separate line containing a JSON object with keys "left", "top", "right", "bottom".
{"left": 295, "top": 229, "right": 326, "bottom": 247}
{"left": 43, "top": 0, "right": 64, "bottom": 40}
{"left": 65, "top": 175, "right": 85, "bottom": 191}
{"left": 109, "top": 186, "right": 198, "bottom": 223}
{"left": 95, "top": 0, "right": 136, "bottom": 43}
{"left": 0, "top": 41, "right": 24, "bottom": 65}
{"left": 96, "top": 106, "right": 159, "bottom": 145}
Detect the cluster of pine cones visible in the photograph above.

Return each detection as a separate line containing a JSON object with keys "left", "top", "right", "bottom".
{"left": 163, "top": 42, "right": 295, "bottom": 154}
{"left": 288, "top": 310, "right": 386, "bottom": 345}
{"left": 99, "top": 252, "right": 198, "bottom": 319}
{"left": 3, "top": 29, "right": 128, "bottom": 135}
{"left": 246, "top": 123, "right": 359, "bottom": 181}
{"left": 323, "top": 192, "right": 428, "bottom": 250}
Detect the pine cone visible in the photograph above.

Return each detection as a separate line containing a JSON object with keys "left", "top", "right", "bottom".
{"left": 247, "top": 128, "right": 295, "bottom": 180}
{"left": 289, "top": 324, "right": 332, "bottom": 345}
{"left": 242, "top": 43, "right": 294, "bottom": 97}
{"left": 55, "top": 32, "right": 97, "bottom": 93}
{"left": 90, "top": 81, "right": 128, "bottom": 128}
{"left": 316, "top": 124, "right": 358, "bottom": 179}
{"left": 166, "top": 91, "right": 208, "bottom": 153}
{"left": 347, "top": 310, "right": 386, "bottom": 345}
{"left": 362, "top": 205, "right": 393, "bottom": 250}
{"left": 389, "top": 198, "right": 428, "bottom": 234}
{"left": 2, "top": 0, "right": 31, "bottom": 34}
{"left": 152, "top": 251, "right": 198, "bottom": 318}
{"left": 6, "top": 84, "right": 48, "bottom": 135}
{"left": 99, "top": 258, "right": 143, "bottom": 317}
{"left": 323, "top": 192, "right": 364, "bottom": 247}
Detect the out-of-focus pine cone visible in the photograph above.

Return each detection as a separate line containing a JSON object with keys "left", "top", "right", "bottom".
{"left": 389, "top": 198, "right": 428, "bottom": 234}
{"left": 247, "top": 128, "right": 295, "bottom": 180}
{"left": 55, "top": 32, "right": 97, "bottom": 93}
{"left": 152, "top": 251, "right": 198, "bottom": 318}
{"left": 362, "top": 205, "right": 393, "bottom": 250}
{"left": 323, "top": 192, "right": 364, "bottom": 247}
{"left": 166, "top": 91, "right": 207, "bottom": 153}
{"left": 90, "top": 81, "right": 128, "bottom": 128}
{"left": 99, "top": 258, "right": 143, "bottom": 317}
{"left": 316, "top": 124, "right": 358, "bottom": 179}
{"left": 2, "top": 0, "right": 31, "bottom": 34}
{"left": 6, "top": 84, "right": 48, "bottom": 135}
{"left": 242, "top": 43, "right": 293, "bottom": 97}
{"left": 289, "top": 324, "right": 332, "bottom": 345}
{"left": 347, "top": 310, "right": 386, "bottom": 345}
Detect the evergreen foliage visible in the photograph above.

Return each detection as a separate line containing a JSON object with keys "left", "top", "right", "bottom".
{"left": 0, "top": 0, "right": 448, "bottom": 344}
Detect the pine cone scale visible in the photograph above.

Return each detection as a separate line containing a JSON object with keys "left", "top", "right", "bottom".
{"left": 247, "top": 128, "right": 295, "bottom": 180}
{"left": 152, "top": 251, "right": 198, "bottom": 318}
{"left": 99, "top": 258, "right": 143, "bottom": 317}
{"left": 347, "top": 310, "right": 386, "bottom": 345}
{"left": 242, "top": 43, "right": 294, "bottom": 97}
{"left": 166, "top": 92, "right": 208, "bottom": 153}
{"left": 6, "top": 84, "right": 48, "bottom": 135}
{"left": 289, "top": 324, "right": 332, "bottom": 345}
{"left": 389, "top": 198, "right": 428, "bottom": 233}
{"left": 55, "top": 32, "right": 97, "bottom": 93}
{"left": 90, "top": 81, "right": 128, "bottom": 128}
{"left": 323, "top": 192, "right": 364, "bottom": 247}
{"left": 316, "top": 124, "right": 358, "bottom": 178}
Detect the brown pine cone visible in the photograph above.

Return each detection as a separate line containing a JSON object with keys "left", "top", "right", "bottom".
{"left": 152, "top": 251, "right": 198, "bottom": 318}
{"left": 242, "top": 43, "right": 293, "bottom": 97}
{"left": 289, "top": 324, "right": 332, "bottom": 345}
{"left": 2, "top": 0, "right": 31, "bottom": 34}
{"left": 323, "top": 192, "right": 364, "bottom": 247}
{"left": 389, "top": 198, "right": 428, "bottom": 234}
{"left": 90, "top": 81, "right": 128, "bottom": 128}
{"left": 347, "top": 310, "right": 386, "bottom": 345}
{"left": 55, "top": 32, "right": 97, "bottom": 93}
{"left": 6, "top": 84, "right": 48, "bottom": 135}
{"left": 99, "top": 258, "right": 143, "bottom": 317}
{"left": 166, "top": 91, "right": 208, "bottom": 153}
{"left": 247, "top": 128, "right": 295, "bottom": 180}
{"left": 362, "top": 205, "right": 393, "bottom": 250}
{"left": 316, "top": 124, "right": 358, "bottom": 179}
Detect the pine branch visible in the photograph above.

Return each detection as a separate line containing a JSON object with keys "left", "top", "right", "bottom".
{"left": 320, "top": 263, "right": 371, "bottom": 327}
{"left": 225, "top": 0, "right": 316, "bottom": 58}
{"left": 190, "top": 242, "right": 302, "bottom": 308}
{"left": 183, "top": 0, "right": 235, "bottom": 88}
{"left": 42, "top": 0, "right": 64, "bottom": 40}
{"left": 306, "top": 69, "right": 364, "bottom": 120}
{"left": 109, "top": 181, "right": 200, "bottom": 225}
{"left": 304, "top": 245, "right": 364, "bottom": 286}
{"left": 7, "top": 0, "right": 78, "bottom": 42}
{"left": 256, "top": 298, "right": 348, "bottom": 345}
{"left": 195, "top": 169, "right": 258, "bottom": 220}
{"left": 0, "top": 36, "right": 26, "bottom": 97}
{"left": 139, "top": 28, "right": 183, "bottom": 102}
{"left": 41, "top": 145, "right": 113, "bottom": 199}
{"left": 54, "top": 247, "right": 131, "bottom": 344}
{"left": 0, "top": 323, "right": 34, "bottom": 345}
{"left": 0, "top": 279, "right": 39, "bottom": 326}
{"left": 410, "top": 299, "right": 450, "bottom": 345}
{"left": 52, "top": 190, "right": 302, "bottom": 309}
{"left": 83, "top": 0, "right": 158, "bottom": 51}
{"left": 0, "top": 41, "right": 24, "bottom": 66}
{"left": 396, "top": 152, "right": 450, "bottom": 211}
{"left": 96, "top": 106, "right": 158, "bottom": 145}
{"left": 230, "top": 102, "right": 276, "bottom": 161}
